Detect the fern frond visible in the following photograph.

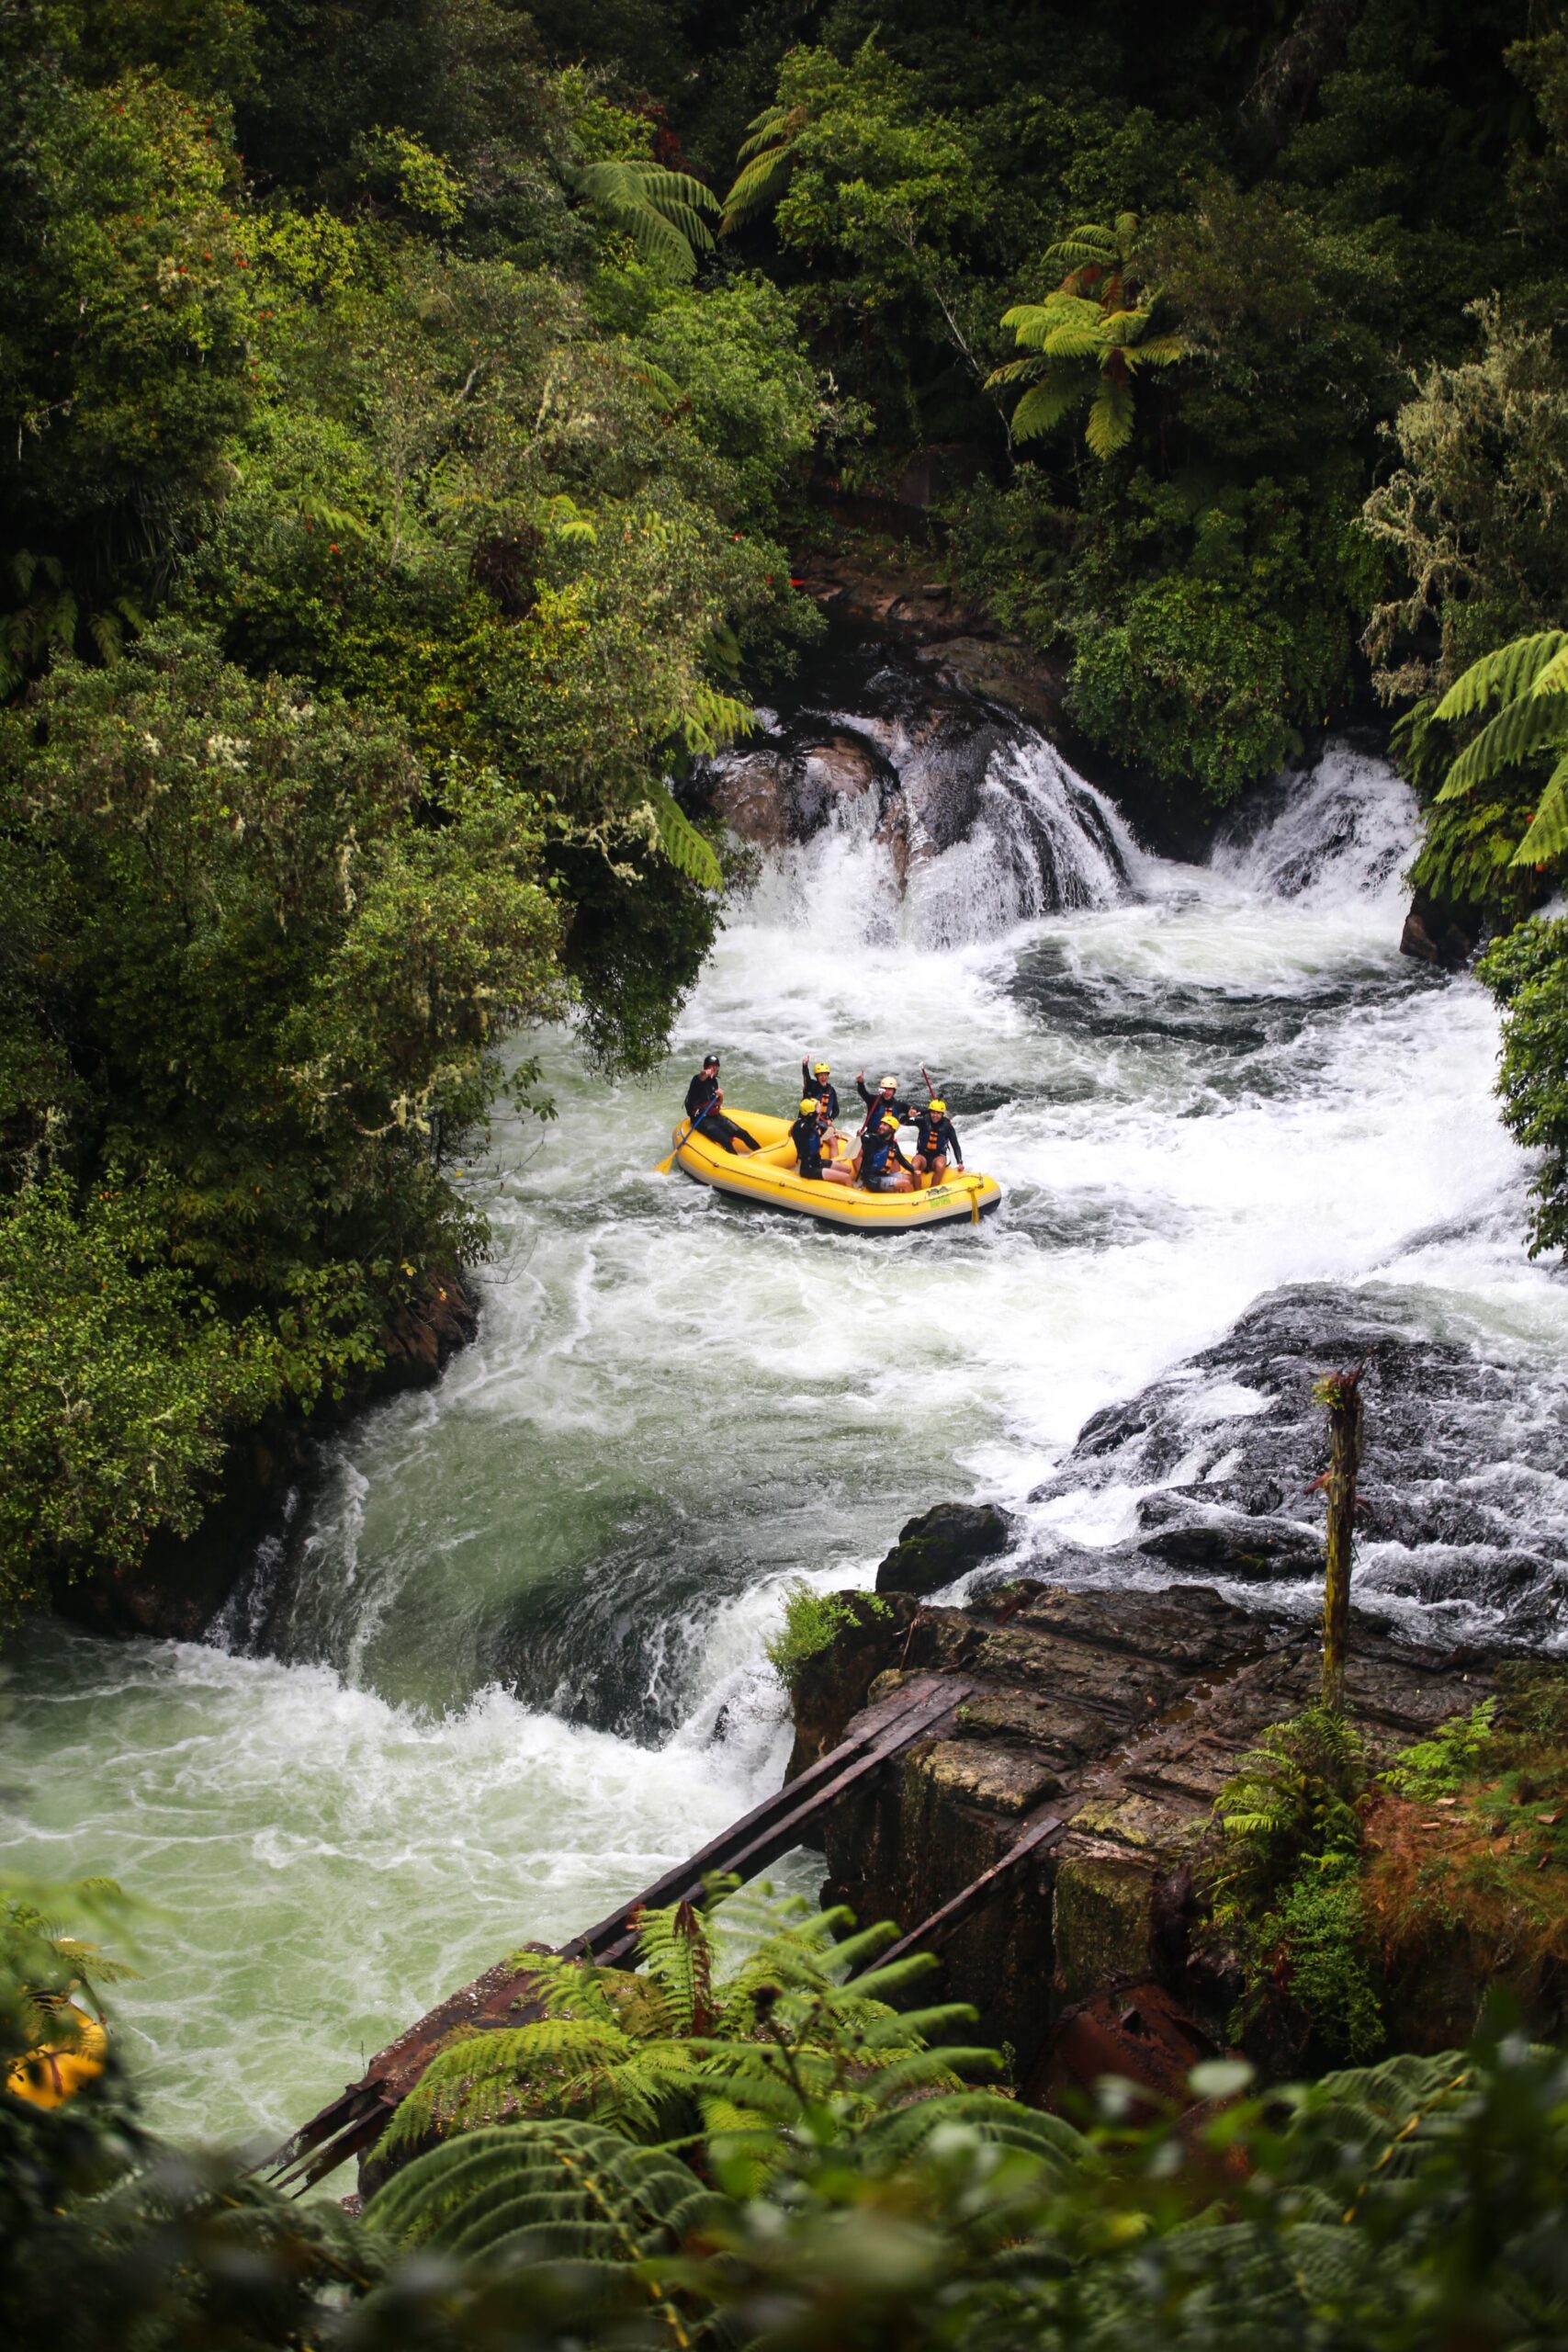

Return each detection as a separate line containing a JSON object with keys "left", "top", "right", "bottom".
{"left": 639, "top": 783, "right": 724, "bottom": 890}
{"left": 366, "top": 2120, "right": 723, "bottom": 2277}
{"left": 736, "top": 103, "right": 802, "bottom": 164}
{"left": 1045, "top": 224, "right": 1119, "bottom": 272}
{"left": 1436, "top": 691, "right": 1568, "bottom": 800}
{"left": 863, "top": 2089, "right": 1092, "bottom": 2179}
{"left": 983, "top": 356, "right": 1043, "bottom": 387}
{"left": 1511, "top": 752, "right": 1568, "bottom": 866}
{"left": 1085, "top": 373, "right": 1135, "bottom": 458}
{"left": 1433, "top": 631, "right": 1568, "bottom": 722}
{"left": 1010, "top": 374, "right": 1088, "bottom": 440}
{"left": 569, "top": 159, "right": 718, "bottom": 281}
{"left": 862, "top": 2049, "right": 986, "bottom": 2108}
{"left": 1128, "top": 332, "right": 1186, "bottom": 365}
{"left": 384, "top": 2019, "right": 634, "bottom": 2152}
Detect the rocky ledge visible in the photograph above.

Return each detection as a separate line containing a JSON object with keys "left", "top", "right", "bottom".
{"left": 790, "top": 1579, "right": 1510, "bottom": 2103}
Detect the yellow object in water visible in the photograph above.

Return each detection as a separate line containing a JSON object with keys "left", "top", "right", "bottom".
{"left": 6, "top": 2007, "right": 107, "bottom": 2109}
{"left": 670, "top": 1110, "right": 1000, "bottom": 1232}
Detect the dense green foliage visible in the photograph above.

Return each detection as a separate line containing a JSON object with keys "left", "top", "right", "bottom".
{"left": 1477, "top": 916, "right": 1568, "bottom": 1260}
{"left": 1205, "top": 1704, "right": 1384, "bottom": 2064}
{"left": 8, "top": 1866, "right": 1568, "bottom": 2349}
{"left": 0, "top": 0, "right": 827, "bottom": 1615}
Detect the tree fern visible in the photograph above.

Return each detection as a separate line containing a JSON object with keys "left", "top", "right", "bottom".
{"left": 378, "top": 1885, "right": 996, "bottom": 2184}
{"left": 365, "top": 2119, "right": 724, "bottom": 2295}
{"left": 721, "top": 102, "right": 808, "bottom": 232}
{"left": 566, "top": 159, "right": 719, "bottom": 281}
{"left": 1432, "top": 629, "right": 1567, "bottom": 719}
{"left": 1431, "top": 625, "right": 1568, "bottom": 868}
{"left": 987, "top": 216, "right": 1181, "bottom": 461}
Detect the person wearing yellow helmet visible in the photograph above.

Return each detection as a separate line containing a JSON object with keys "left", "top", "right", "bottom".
{"left": 790, "top": 1094, "right": 854, "bottom": 1187}
{"left": 910, "top": 1096, "right": 963, "bottom": 1184}
{"left": 800, "top": 1056, "right": 840, "bottom": 1122}
{"left": 856, "top": 1106, "right": 915, "bottom": 1193}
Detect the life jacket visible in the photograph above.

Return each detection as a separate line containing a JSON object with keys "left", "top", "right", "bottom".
{"left": 791, "top": 1114, "right": 827, "bottom": 1176}
{"left": 862, "top": 1125, "right": 905, "bottom": 1179}
{"left": 913, "top": 1110, "right": 959, "bottom": 1161}
{"left": 803, "top": 1069, "right": 840, "bottom": 1119}
{"left": 683, "top": 1071, "right": 720, "bottom": 1121}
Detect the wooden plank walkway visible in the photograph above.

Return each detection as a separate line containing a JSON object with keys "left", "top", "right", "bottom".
{"left": 259, "top": 1669, "right": 971, "bottom": 2191}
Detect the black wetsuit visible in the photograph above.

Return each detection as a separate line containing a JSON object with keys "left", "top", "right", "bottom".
{"left": 683, "top": 1071, "right": 758, "bottom": 1153}
{"left": 790, "top": 1112, "right": 830, "bottom": 1179}
{"left": 910, "top": 1108, "right": 963, "bottom": 1169}
{"left": 860, "top": 1125, "right": 911, "bottom": 1188}
{"left": 801, "top": 1063, "right": 840, "bottom": 1120}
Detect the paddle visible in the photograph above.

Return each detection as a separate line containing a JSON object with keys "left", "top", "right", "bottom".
{"left": 654, "top": 1114, "right": 699, "bottom": 1177}
{"left": 656, "top": 1087, "right": 719, "bottom": 1174}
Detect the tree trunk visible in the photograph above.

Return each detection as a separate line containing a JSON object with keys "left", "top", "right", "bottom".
{"left": 1316, "top": 1368, "right": 1363, "bottom": 1710}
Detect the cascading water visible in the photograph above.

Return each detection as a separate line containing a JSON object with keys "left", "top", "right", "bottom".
{"left": 2, "top": 643, "right": 1562, "bottom": 2156}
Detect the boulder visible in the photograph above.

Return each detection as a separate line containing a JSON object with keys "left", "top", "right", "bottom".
{"left": 1137, "top": 1517, "right": 1325, "bottom": 1581}
{"left": 874, "top": 1500, "right": 1015, "bottom": 1596}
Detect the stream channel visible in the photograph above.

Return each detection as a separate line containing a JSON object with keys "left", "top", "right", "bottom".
{"left": 1, "top": 636, "right": 1563, "bottom": 2156}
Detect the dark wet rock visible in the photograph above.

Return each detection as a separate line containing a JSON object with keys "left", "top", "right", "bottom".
{"left": 927, "top": 635, "right": 1063, "bottom": 732}
{"left": 875, "top": 1501, "right": 1016, "bottom": 1597}
{"left": 1026, "top": 1284, "right": 1568, "bottom": 1634}
{"left": 1136, "top": 1516, "right": 1325, "bottom": 1582}
{"left": 1399, "top": 885, "right": 1483, "bottom": 970}
{"left": 704, "top": 729, "right": 895, "bottom": 851}
{"left": 683, "top": 631, "right": 1129, "bottom": 918}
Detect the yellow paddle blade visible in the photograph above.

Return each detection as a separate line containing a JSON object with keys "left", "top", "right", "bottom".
{"left": 654, "top": 1150, "right": 677, "bottom": 1175}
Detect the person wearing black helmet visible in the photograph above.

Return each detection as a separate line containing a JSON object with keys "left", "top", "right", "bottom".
{"left": 790, "top": 1097, "right": 855, "bottom": 1187}
{"left": 682, "top": 1055, "right": 759, "bottom": 1153}
{"left": 910, "top": 1098, "right": 963, "bottom": 1183}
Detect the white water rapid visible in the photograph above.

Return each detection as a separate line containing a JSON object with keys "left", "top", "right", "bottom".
{"left": 2, "top": 669, "right": 1562, "bottom": 2160}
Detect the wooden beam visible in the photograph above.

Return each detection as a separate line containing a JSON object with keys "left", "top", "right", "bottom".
{"left": 871, "top": 1809, "right": 1067, "bottom": 1972}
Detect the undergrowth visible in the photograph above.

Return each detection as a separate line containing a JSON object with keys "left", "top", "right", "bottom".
{"left": 1207, "top": 1668, "right": 1568, "bottom": 2065}
{"left": 764, "top": 1584, "right": 889, "bottom": 1695}
{"left": 1206, "top": 1704, "right": 1383, "bottom": 2063}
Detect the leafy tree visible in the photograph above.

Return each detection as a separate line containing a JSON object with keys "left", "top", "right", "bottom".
{"left": 1363, "top": 303, "right": 1568, "bottom": 707}
{"left": 1477, "top": 915, "right": 1568, "bottom": 1261}
{"left": 989, "top": 214, "right": 1184, "bottom": 459}
{"left": 0, "top": 1178, "right": 279, "bottom": 1620}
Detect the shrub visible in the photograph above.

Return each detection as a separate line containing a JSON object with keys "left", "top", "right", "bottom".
{"left": 764, "top": 1583, "right": 888, "bottom": 1694}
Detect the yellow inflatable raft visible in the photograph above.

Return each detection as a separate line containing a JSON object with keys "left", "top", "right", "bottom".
{"left": 671, "top": 1110, "right": 1001, "bottom": 1232}
{"left": 6, "top": 2007, "right": 107, "bottom": 2109}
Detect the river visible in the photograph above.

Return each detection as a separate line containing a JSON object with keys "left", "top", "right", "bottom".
{"left": 2, "top": 641, "right": 1562, "bottom": 2156}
